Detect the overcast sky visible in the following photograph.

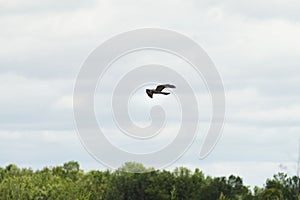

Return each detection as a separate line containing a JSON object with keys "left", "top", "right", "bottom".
{"left": 1, "top": 0, "right": 300, "bottom": 187}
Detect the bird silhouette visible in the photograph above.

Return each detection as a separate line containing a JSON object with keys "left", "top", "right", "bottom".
{"left": 146, "top": 84, "right": 176, "bottom": 98}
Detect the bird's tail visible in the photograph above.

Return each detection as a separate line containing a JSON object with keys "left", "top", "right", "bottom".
{"left": 161, "top": 92, "right": 170, "bottom": 95}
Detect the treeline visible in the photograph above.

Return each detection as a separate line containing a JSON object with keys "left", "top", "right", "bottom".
{"left": 0, "top": 161, "right": 299, "bottom": 200}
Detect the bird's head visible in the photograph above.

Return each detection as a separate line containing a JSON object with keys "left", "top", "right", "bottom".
{"left": 146, "top": 89, "right": 153, "bottom": 98}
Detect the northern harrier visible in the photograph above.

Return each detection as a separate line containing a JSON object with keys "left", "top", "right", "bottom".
{"left": 146, "top": 84, "right": 176, "bottom": 98}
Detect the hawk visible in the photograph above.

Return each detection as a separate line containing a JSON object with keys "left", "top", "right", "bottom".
{"left": 146, "top": 84, "right": 176, "bottom": 98}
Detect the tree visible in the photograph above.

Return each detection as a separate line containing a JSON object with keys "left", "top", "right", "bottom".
{"left": 62, "top": 161, "right": 81, "bottom": 181}
{"left": 262, "top": 188, "right": 283, "bottom": 200}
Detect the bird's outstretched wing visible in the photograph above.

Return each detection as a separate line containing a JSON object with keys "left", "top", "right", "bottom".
{"left": 155, "top": 84, "right": 176, "bottom": 92}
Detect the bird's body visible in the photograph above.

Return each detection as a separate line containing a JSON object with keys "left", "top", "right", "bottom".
{"left": 146, "top": 84, "right": 176, "bottom": 98}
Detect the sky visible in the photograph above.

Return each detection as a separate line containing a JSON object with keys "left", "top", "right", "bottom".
{"left": 1, "top": 0, "right": 300, "bottom": 187}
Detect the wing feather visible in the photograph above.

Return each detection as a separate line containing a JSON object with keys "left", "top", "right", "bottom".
{"left": 156, "top": 84, "right": 176, "bottom": 91}
{"left": 155, "top": 85, "right": 165, "bottom": 91}
{"left": 164, "top": 84, "right": 176, "bottom": 88}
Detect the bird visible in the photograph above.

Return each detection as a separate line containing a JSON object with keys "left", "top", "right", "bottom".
{"left": 146, "top": 84, "right": 176, "bottom": 98}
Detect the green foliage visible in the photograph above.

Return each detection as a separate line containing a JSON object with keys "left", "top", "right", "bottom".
{"left": 0, "top": 161, "right": 299, "bottom": 200}
{"left": 263, "top": 172, "right": 300, "bottom": 200}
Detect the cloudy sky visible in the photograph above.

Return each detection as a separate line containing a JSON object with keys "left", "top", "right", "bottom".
{"left": 1, "top": 0, "right": 300, "bottom": 187}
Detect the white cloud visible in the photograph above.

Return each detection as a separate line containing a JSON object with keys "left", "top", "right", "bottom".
{"left": 205, "top": 0, "right": 300, "bottom": 22}
{"left": 0, "top": 0, "right": 97, "bottom": 14}
{"left": 0, "top": 130, "right": 90, "bottom": 164}
{"left": 0, "top": 0, "right": 300, "bottom": 186}
{"left": 0, "top": 73, "right": 74, "bottom": 130}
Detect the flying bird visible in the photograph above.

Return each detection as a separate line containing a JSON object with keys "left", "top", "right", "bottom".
{"left": 146, "top": 84, "right": 176, "bottom": 98}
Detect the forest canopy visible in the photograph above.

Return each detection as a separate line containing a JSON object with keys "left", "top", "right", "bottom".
{"left": 0, "top": 161, "right": 299, "bottom": 200}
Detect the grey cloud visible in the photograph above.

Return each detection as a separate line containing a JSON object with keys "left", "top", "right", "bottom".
{"left": 0, "top": 130, "right": 93, "bottom": 168}
{"left": 0, "top": 0, "right": 97, "bottom": 15}
{"left": 0, "top": 73, "right": 74, "bottom": 130}
{"left": 195, "top": 0, "right": 300, "bottom": 21}
{"left": 0, "top": 0, "right": 300, "bottom": 187}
